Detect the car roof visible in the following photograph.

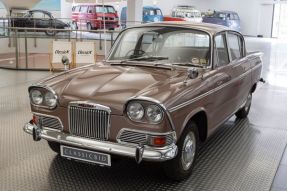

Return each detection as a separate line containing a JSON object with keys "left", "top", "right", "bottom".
{"left": 216, "top": 10, "right": 238, "bottom": 14}
{"left": 30, "top": 9, "right": 52, "bottom": 15}
{"left": 133, "top": 21, "right": 233, "bottom": 35}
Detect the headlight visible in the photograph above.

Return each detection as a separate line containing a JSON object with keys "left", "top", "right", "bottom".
{"left": 146, "top": 105, "right": 163, "bottom": 123}
{"left": 30, "top": 90, "right": 43, "bottom": 105}
{"left": 127, "top": 102, "right": 144, "bottom": 121}
{"left": 44, "top": 91, "right": 57, "bottom": 107}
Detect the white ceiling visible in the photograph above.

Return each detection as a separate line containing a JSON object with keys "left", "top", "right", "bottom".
{"left": 1, "top": 0, "right": 40, "bottom": 9}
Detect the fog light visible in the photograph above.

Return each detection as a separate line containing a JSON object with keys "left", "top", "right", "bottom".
{"left": 148, "top": 136, "right": 166, "bottom": 147}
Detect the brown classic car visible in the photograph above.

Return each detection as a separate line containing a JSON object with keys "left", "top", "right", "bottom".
{"left": 23, "top": 22, "right": 263, "bottom": 180}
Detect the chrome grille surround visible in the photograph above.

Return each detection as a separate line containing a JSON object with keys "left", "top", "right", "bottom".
{"left": 117, "top": 129, "right": 176, "bottom": 146}
{"left": 68, "top": 101, "right": 111, "bottom": 140}
{"left": 34, "top": 113, "right": 63, "bottom": 131}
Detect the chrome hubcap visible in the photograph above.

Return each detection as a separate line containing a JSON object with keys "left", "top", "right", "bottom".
{"left": 181, "top": 132, "right": 196, "bottom": 170}
{"left": 245, "top": 94, "right": 252, "bottom": 111}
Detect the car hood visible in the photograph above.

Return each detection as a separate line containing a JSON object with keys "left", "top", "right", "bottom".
{"left": 40, "top": 63, "right": 187, "bottom": 115}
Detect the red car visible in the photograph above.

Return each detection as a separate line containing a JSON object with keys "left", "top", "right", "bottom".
{"left": 72, "top": 4, "right": 119, "bottom": 30}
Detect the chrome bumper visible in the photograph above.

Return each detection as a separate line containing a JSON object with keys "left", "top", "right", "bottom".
{"left": 23, "top": 122, "right": 178, "bottom": 162}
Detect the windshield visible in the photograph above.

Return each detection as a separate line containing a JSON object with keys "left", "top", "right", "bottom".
{"left": 108, "top": 27, "right": 211, "bottom": 66}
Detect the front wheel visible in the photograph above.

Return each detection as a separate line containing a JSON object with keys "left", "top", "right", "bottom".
{"left": 162, "top": 122, "right": 198, "bottom": 181}
{"left": 235, "top": 93, "right": 252, "bottom": 119}
{"left": 47, "top": 141, "right": 60, "bottom": 154}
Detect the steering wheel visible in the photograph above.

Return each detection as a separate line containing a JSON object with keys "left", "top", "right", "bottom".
{"left": 125, "top": 49, "right": 146, "bottom": 58}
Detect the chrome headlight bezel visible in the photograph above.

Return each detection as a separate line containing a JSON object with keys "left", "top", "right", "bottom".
{"left": 29, "top": 86, "right": 58, "bottom": 109}
{"left": 126, "top": 100, "right": 165, "bottom": 124}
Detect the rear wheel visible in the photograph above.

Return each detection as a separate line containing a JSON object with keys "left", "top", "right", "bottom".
{"left": 87, "top": 23, "right": 93, "bottom": 31}
{"left": 45, "top": 28, "right": 56, "bottom": 36}
{"left": 47, "top": 141, "right": 60, "bottom": 154}
{"left": 235, "top": 93, "right": 252, "bottom": 119}
{"left": 163, "top": 122, "right": 198, "bottom": 181}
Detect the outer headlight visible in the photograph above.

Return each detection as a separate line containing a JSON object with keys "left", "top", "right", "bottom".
{"left": 146, "top": 105, "right": 163, "bottom": 123}
{"left": 127, "top": 102, "right": 144, "bottom": 121}
{"left": 30, "top": 90, "right": 43, "bottom": 105}
{"left": 44, "top": 91, "right": 57, "bottom": 107}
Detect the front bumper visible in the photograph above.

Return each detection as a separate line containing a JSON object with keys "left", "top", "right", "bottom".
{"left": 23, "top": 122, "right": 178, "bottom": 162}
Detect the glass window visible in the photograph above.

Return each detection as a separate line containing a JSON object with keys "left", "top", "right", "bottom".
{"left": 32, "top": 12, "right": 44, "bottom": 18}
{"left": 234, "top": 14, "right": 239, "bottom": 20}
{"left": 214, "top": 34, "right": 229, "bottom": 67}
{"left": 80, "top": 6, "right": 88, "bottom": 13}
{"left": 108, "top": 27, "right": 211, "bottom": 66}
{"left": 96, "top": 6, "right": 115, "bottom": 13}
{"left": 88, "top": 6, "right": 94, "bottom": 13}
{"left": 73, "top": 6, "right": 80, "bottom": 12}
{"left": 107, "top": 7, "right": 116, "bottom": 13}
{"left": 228, "top": 33, "right": 242, "bottom": 60}
{"left": 155, "top": 9, "right": 162, "bottom": 15}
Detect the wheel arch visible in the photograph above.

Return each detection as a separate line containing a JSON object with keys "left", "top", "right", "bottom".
{"left": 179, "top": 108, "right": 208, "bottom": 143}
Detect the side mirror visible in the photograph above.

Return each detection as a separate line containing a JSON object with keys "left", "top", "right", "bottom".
{"left": 187, "top": 68, "right": 199, "bottom": 79}
{"left": 61, "top": 56, "right": 70, "bottom": 71}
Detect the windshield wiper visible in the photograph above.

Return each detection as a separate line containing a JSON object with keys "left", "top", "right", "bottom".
{"left": 172, "top": 63, "right": 206, "bottom": 68}
{"left": 120, "top": 56, "right": 169, "bottom": 63}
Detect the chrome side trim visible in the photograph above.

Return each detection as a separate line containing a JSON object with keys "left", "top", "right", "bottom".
{"left": 169, "top": 64, "right": 262, "bottom": 112}
{"left": 23, "top": 123, "right": 178, "bottom": 162}
{"left": 32, "top": 112, "right": 64, "bottom": 131}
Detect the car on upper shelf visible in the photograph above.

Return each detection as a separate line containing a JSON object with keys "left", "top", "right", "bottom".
{"left": 71, "top": 4, "right": 119, "bottom": 31}
{"left": 10, "top": 10, "right": 69, "bottom": 36}
{"left": 23, "top": 22, "right": 263, "bottom": 181}
{"left": 202, "top": 11, "right": 241, "bottom": 31}
{"left": 121, "top": 6, "right": 163, "bottom": 28}
{"left": 164, "top": 5, "right": 202, "bottom": 23}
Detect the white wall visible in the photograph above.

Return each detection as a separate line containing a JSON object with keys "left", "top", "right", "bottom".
{"left": 187, "top": 0, "right": 274, "bottom": 37}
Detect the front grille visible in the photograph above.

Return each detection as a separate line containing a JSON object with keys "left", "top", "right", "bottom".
{"left": 69, "top": 106, "right": 110, "bottom": 140}
{"left": 37, "top": 115, "right": 62, "bottom": 130}
{"left": 119, "top": 130, "right": 147, "bottom": 145}
{"left": 118, "top": 130, "right": 174, "bottom": 145}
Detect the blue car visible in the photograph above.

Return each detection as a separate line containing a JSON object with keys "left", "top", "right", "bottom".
{"left": 121, "top": 6, "right": 163, "bottom": 28}
{"left": 202, "top": 11, "right": 240, "bottom": 32}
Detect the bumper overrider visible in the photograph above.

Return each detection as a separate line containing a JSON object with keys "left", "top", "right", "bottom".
{"left": 23, "top": 122, "right": 178, "bottom": 163}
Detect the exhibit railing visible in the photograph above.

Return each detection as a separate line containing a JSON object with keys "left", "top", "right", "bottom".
{"left": 0, "top": 25, "right": 121, "bottom": 71}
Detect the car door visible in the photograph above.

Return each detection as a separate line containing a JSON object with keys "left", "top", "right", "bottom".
{"left": 226, "top": 32, "right": 251, "bottom": 110}
{"left": 208, "top": 32, "right": 237, "bottom": 129}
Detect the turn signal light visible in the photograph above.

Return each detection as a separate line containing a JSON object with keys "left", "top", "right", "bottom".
{"left": 149, "top": 136, "right": 166, "bottom": 147}
{"left": 31, "top": 115, "right": 37, "bottom": 124}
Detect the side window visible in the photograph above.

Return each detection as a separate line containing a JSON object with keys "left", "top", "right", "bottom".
{"left": 214, "top": 34, "right": 229, "bottom": 67}
{"left": 80, "top": 6, "right": 88, "bottom": 13}
{"left": 227, "top": 33, "right": 243, "bottom": 60}
{"left": 88, "top": 6, "right": 94, "bottom": 13}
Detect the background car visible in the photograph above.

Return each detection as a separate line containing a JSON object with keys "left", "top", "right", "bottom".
{"left": 121, "top": 6, "right": 163, "bottom": 28}
{"left": 72, "top": 4, "right": 119, "bottom": 30}
{"left": 10, "top": 10, "right": 69, "bottom": 36}
{"left": 164, "top": 5, "right": 202, "bottom": 23}
{"left": 202, "top": 11, "right": 240, "bottom": 31}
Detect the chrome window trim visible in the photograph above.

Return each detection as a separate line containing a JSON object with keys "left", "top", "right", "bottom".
{"left": 168, "top": 63, "right": 262, "bottom": 112}
{"left": 28, "top": 84, "right": 58, "bottom": 109}
{"left": 32, "top": 112, "right": 64, "bottom": 131}
{"left": 68, "top": 101, "right": 111, "bottom": 140}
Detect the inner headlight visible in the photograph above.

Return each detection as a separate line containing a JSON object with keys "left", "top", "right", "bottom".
{"left": 146, "top": 105, "right": 163, "bottom": 123}
{"left": 30, "top": 90, "right": 43, "bottom": 105}
{"left": 44, "top": 91, "right": 57, "bottom": 107}
{"left": 127, "top": 102, "right": 144, "bottom": 121}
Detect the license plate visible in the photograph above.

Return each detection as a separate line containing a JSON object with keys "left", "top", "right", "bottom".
{"left": 60, "top": 145, "right": 111, "bottom": 166}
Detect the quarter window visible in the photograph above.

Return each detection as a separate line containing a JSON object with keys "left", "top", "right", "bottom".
{"left": 214, "top": 34, "right": 229, "bottom": 67}
{"left": 228, "top": 33, "right": 242, "bottom": 60}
